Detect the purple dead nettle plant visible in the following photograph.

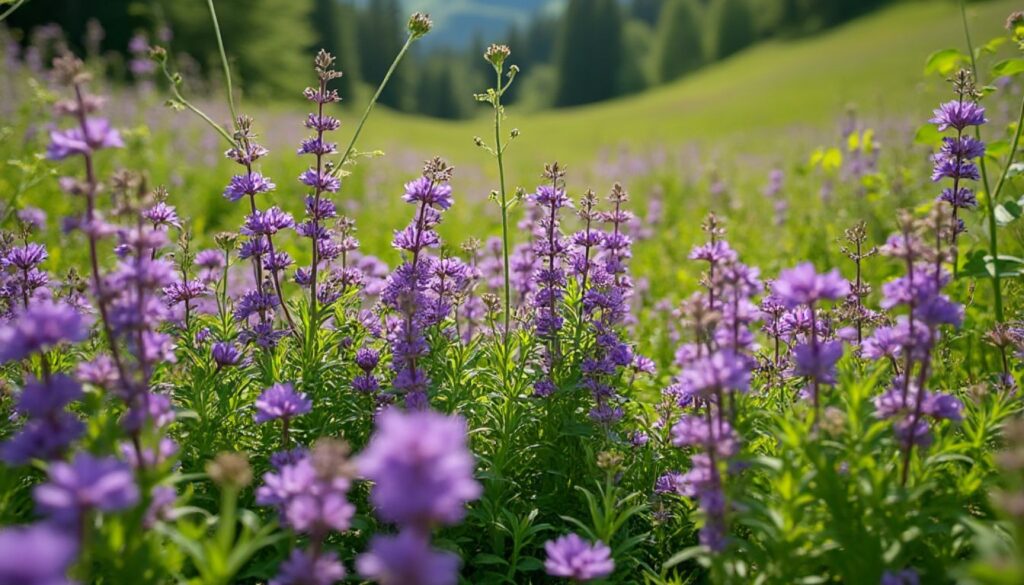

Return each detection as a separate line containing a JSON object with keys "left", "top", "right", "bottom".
{"left": 356, "top": 408, "right": 481, "bottom": 585}
{"left": 296, "top": 50, "right": 344, "bottom": 321}
{"left": 578, "top": 183, "right": 636, "bottom": 424}
{"left": 531, "top": 162, "right": 570, "bottom": 397}
{"left": 257, "top": 439, "right": 355, "bottom": 584}
{"left": 837, "top": 221, "right": 880, "bottom": 349}
{"left": 223, "top": 113, "right": 298, "bottom": 344}
{"left": 454, "top": 237, "right": 486, "bottom": 342}
{"left": 771, "top": 261, "right": 850, "bottom": 422}
{"left": 930, "top": 69, "right": 986, "bottom": 270}
{"left": 380, "top": 158, "right": 455, "bottom": 409}
{"left": 868, "top": 208, "right": 964, "bottom": 485}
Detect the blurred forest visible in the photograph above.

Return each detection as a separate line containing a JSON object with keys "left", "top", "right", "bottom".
{"left": 5, "top": 0, "right": 918, "bottom": 117}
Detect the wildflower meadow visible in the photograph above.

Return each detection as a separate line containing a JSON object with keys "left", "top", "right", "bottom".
{"left": 2, "top": 1, "right": 1024, "bottom": 584}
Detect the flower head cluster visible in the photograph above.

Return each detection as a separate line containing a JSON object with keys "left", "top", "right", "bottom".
{"left": 543, "top": 533, "right": 615, "bottom": 582}
{"left": 259, "top": 440, "right": 354, "bottom": 584}
{"left": 356, "top": 409, "right": 480, "bottom": 585}
{"left": 867, "top": 211, "right": 964, "bottom": 450}
{"left": 930, "top": 70, "right": 986, "bottom": 238}
{"left": 380, "top": 158, "right": 455, "bottom": 408}
{"left": 34, "top": 452, "right": 139, "bottom": 527}
{"left": 671, "top": 414, "right": 739, "bottom": 550}
{"left": 575, "top": 183, "right": 637, "bottom": 423}
{"left": 530, "top": 163, "right": 571, "bottom": 394}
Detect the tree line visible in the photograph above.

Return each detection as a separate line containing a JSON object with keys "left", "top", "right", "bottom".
{"left": 5, "top": 0, "right": 896, "bottom": 118}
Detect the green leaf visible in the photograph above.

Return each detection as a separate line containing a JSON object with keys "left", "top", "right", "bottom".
{"left": 986, "top": 139, "right": 1011, "bottom": 161}
{"left": 995, "top": 200, "right": 1023, "bottom": 226}
{"left": 913, "top": 123, "right": 943, "bottom": 146}
{"left": 516, "top": 557, "right": 544, "bottom": 572}
{"left": 925, "top": 48, "right": 967, "bottom": 76}
{"left": 663, "top": 545, "right": 710, "bottom": 570}
{"left": 980, "top": 36, "right": 1008, "bottom": 54}
{"left": 993, "top": 58, "right": 1024, "bottom": 78}
{"left": 1006, "top": 162, "right": 1024, "bottom": 178}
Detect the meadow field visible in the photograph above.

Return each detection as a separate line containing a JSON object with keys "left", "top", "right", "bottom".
{"left": 0, "top": 0, "right": 1023, "bottom": 583}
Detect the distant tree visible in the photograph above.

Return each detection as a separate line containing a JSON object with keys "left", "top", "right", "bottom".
{"left": 310, "top": 0, "right": 360, "bottom": 98}
{"left": 654, "top": 0, "right": 704, "bottom": 83}
{"left": 358, "top": 0, "right": 409, "bottom": 110}
{"left": 553, "top": 0, "right": 623, "bottom": 107}
{"left": 712, "top": 0, "right": 756, "bottom": 60}
{"left": 415, "top": 55, "right": 465, "bottom": 120}
{"left": 617, "top": 20, "right": 652, "bottom": 95}
{"left": 631, "top": 0, "right": 664, "bottom": 26}
{"left": 163, "top": 0, "right": 313, "bottom": 99}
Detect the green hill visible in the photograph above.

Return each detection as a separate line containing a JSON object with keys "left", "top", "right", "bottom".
{"left": 341, "top": 0, "right": 1018, "bottom": 176}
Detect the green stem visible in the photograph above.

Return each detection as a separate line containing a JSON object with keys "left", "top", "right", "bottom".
{"left": 0, "top": 0, "right": 27, "bottom": 22}
{"left": 494, "top": 67, "right": 512, "bottom": 342}
{"left": 206, "top": 0, "right": 239, "bottom": 126}
{"left": 160, "top": 59, "right": 236, "bottom": 147}
{"left": 960, "top": 0, "right": 1005, "bottom": 322}
{"left": 330, "top": 33, "right": 416, "bottom": 176}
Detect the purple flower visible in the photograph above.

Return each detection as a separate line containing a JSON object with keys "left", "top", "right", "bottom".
{"left": 16, "top": 207, "right": 47, "bottom": 230}
{"left": 254, "top": 383, "right": 312, "bottom": 424}
{"left": 881, "top": 569, "right": 919, "bottom": 585}
{"left": 15, "top": 375, "right": 81, "bottom": 418}
{"left": 544, "top": 533, "right": 615, "bottom": 582}
{"left": 34, "top": 453, "right": 139, "bottom": 525}
{"left": 772, "top": 263, "right": 850, "bottom": 308}
{"left": 4, "top": 243, "right": 48, "bottom": 270}
{"left": 355, "top": 347, "right": 380, "bottom": 372}
{"left": 0, "top": 523, "right": 78, "bottom": 585}
{"left": 242, "top": 207, "right": 294, "bottom": 236}
{"left": 356, "top": 530, "right": 460, "bottom": 585}
{"left": 271, "top": 549, "right": 346, "bottom": 585}
{"left": 357, "top": 409, "right": 481, "bottom": 530}
{"left": 930, "top": 100, "right": 986, "bottom": 131}
{"left": 163, "top": 280, "right": 207, "bottom": 306}
{"left": 256, "top": 454, "right": 353, "bottom": 535}
{"left": 792, "top": 340, "right": 844, "bottom": 385}
{"left": 402, "top": 177, "right": 453, "bottom": 210}
{"left": 212, "top": 342, "right": 242, "bottom": 367}
{"left": 223, "top": 173, "right": 275, "bottom": 202}
{"left": 46, "top": 118, "right": 123, "bottom": 160}
{"left": 0, "top": 413, "right": 83, "bottom": 465}
{"left": 0, "top": 300, "right": 89, "bottom": 362}
{"left": 142, "top": 202, "right": 181, "bottom": 229}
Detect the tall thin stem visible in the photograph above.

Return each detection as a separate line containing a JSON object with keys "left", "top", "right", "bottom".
{"left": 330, "top": 34, "right": 416, "bottom": 176}
{"left": 205, "top": 0, "right": 238, "bottom": 125}
{"left": 960, "top": 0, "right": 1005, "bottom": 322}
{"left": 494, "top": 67, "right": 512, "bottom": 342}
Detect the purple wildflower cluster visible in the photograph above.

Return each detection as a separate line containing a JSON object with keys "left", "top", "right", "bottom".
{"left": 544, "top": 533, "right": 615, "bottom": 582}
{"left": 930, "top": 70, "right": 986, "bottom": 252}
{"left": 356, "top": 408, "right": 481, "bottom": 585}
{"left": 531, "top": 163, "right": 571, "bottom": 395}
{"left": 258, "top": 440, "right": 354, "bottom": 584}
{"left": 575, "top": 184, "right": 639, "bottom": 424}
{"left": 380, "top": 158, "right": 456, "bottom": 409}
{"left": 868, "top": 210, "right": 964, "bottom": 477}
{"left": 296, "top": 50, "right": 348, "bottom": 312}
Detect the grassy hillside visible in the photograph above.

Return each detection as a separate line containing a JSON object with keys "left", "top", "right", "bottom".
{"left": 341, "top": 0, "right": 1017, "bottom": 176}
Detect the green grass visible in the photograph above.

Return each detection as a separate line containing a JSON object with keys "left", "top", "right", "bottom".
{"left": 343, "top": 0, "right": 1018, "bottom": 176}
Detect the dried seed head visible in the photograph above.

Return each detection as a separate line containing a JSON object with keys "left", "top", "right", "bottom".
{"left": 312, "top": 438, "right": 356, "bottom": 480}
{"left": 206, "top": 452, "right": 253, "bottom": 489}
{"left": 52, "top": 53, "right": 90, "bottom": 86}
{"left": 215, "top": 231, "right": 239, "bottom": 251}
{"left": 485, "top": 43, "right": 511, "bottom": 68}
{"left": 408, "top": 12, "right": 433, "bottom": 38}
{"left": 423, "top": 156, "right": 454, "bottom": 183}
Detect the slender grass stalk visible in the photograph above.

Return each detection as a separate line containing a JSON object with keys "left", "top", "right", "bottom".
{"left": 330, "top": 33, "right": 417, "bottom": 176}
{"left": 0, "top": 0, "right": 27, "bottom": 22}
{"left": 493, "top": 65, "right": 512, "bottom": 342}
{"left": 959, "top": 0, "right": 1005, "bottom": 323}
{"left": 206, "top": 0, "right": 238, "bottom": 126}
